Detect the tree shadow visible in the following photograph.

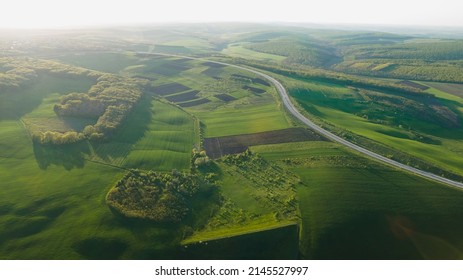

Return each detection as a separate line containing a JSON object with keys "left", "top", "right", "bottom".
{"left": 61, "top": 116, "right": 97, "bottom": 132}
{"left": 176, "top": 224, "right": 299, "bottom": 260}
{"left": 33, "top": 141, "right": 91, "bottom": 170}
{"left": 0, "top": 88, "right": 47, "bottom": 120}
{"left": 32, "top": 94, "right": 153, "bottom": 170}
{"left": 90, "top": 94, "right": 153, "bottom": 162}
{"left": 72, "top": 238, "right": 128, "bottom": 260}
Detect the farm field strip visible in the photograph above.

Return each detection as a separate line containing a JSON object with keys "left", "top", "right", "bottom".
{"left": 204, "top": 127, "right": 326, "bottom": 159}
{"left": 194, "top": 102, "right": 290, "bottom": 137}
{"left": 214, "top": 94, "right": 237, "bottom": 102}
{"left": 178, "top": 98, "right": 211, "bottom": 108}
{"left": 151, "top": 82, "right": 191, "bottom": 96}
{"left": 165, "top": 90, "right": 200, "bottom": 103}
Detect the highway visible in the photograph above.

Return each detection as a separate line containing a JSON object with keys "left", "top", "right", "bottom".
{"left": 145, "top": 52, "right": 463, "bottom": 190}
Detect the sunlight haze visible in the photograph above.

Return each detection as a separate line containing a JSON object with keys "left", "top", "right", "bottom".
{"left": 2, "top": 0, "right": 463, "bottom": 28}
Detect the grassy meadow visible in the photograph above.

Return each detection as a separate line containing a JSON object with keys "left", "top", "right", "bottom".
{"left": 252, "top": 141, "right": 463, "bottom": 259}
{"left": 279, "top": 74, "right": 463, "bottom": 176}
{"left": 56, "top": 52, "right": 140, "bottom": 74}
{"left": 2, "top": 38, "right": 463, "bottom": 261}
{"left": 89, "top": 98, "right": 196, "bottom": 171}
{"left": 0, "top": 70, "right": 191, "bottom": 259}
{"left": 0, "top": 52, "right": 298, "bottom": 259}
{"left": 222, "top": 43, "right": 287, "bottom": 62}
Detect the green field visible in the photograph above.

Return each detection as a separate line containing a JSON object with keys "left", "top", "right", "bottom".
{"left": 56, "top": 52, "right": 140, "bottom": 74}
{"left": 122, "top": 100, "right": 196, "bottom": 171}
{"left": 0, "top": 53, "right": 299, "bottom": 259}
{"left": 281, "top": 75, "right": 463, "bottom": 176}
{"left": 252, "top": 141, "right": 463, "bottom": 259}
{"left": 3, "top": 26, "right": 463, "bottom": 260}
{"left": 222, "top": 44, "right": 287, "bottom": 62}
{"left": 0, "top": 83, "right": 191, "bottom": 259}
{"left": 184, "top": 152, "right": 299, "bottom": 244}
{"left": 22, "top": 93, "right": 96, "bottom": 135}
{"left": 0, "top": 74, "right": 95, "bottom": 121}
{"left": 194, "top": 102, "right": 290, "bottom": 137}
{"left": 120, "top": 53, "right": 292, "bottom": 138}
{"left": 87, "top": 98, "right": 196, "bottom": 171}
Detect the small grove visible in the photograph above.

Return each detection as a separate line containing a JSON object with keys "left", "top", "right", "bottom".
{"left": 51, "top": 74, "right": 146, "bottom": 143}
{"left": 106, "top": 149, "right": 300, "bottom": 228}
{"left": 107, "top": 149, "right": 213, "bottom": 223}
{"left": 107, "top": 169, "right": 203, "bottom": 223}
{"left": 0, "top": 56, "right": 148, "bottom": 145}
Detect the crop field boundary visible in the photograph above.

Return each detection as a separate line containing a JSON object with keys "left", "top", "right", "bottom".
{"left": 155, "top": 98, "right": 202, "bottom": 150}
{"left": 204, "top": 127, "right": 326, "bottom": 159}
{"left": 182, "top": 221, "right": 298, "bottom": 245}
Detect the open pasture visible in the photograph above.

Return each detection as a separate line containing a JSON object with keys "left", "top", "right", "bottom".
{"left": 283, "top": 74, "right": 463, "bottom": 176}
{"left": 122, "top": 100, "right": 196, "bottom": 171}
{"left": 194, "top": 102, "right": 290, "bottom": 138}
{"left": 253, "top": 141, "right": 463, "bottom": 259}
{"left": 0, "top": 74, "right": 95, "bottom": 121}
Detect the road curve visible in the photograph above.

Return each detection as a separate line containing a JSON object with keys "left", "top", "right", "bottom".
{"left": 144, "top": 52, "right": 463, "bottom": 190}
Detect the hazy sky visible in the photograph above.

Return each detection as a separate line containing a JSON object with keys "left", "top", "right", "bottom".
{"left": 2, "top": 0, "right": 463, "bottom": 28}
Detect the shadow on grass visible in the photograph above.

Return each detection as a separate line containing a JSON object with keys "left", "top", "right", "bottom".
{"left": 0, "top": 216, "right": 52, "bottom": 242}
{"left": 300, "top": 213, "right": 422, "bottom": 260}
{"left": 0, "top": 88, "right": 48, "bottom": 121}
{"left": 176, "top": 224, "right": 300, "bottom": 260}
{"left": 33, "top": 141, "right": 91, "bottom": 170}
{"left": 32, "top": 94, "right": 154, "bottom": 169}
{"left": 129, "top": 224, "right": 299, "bottom": 260}
{"left": 90, "top": 94, "right": 153, "bottom": 162}
{"left": 183, "top": 183, "right": 222, "bottom": 230}
{"left": 0, "top": 196, "right": 70, "bottom": 245}
{"left": 72, "top": 238, "right": 129, "bottom": 260}
{"left": 61, "top": 116, "right": 96, "bottom": 132}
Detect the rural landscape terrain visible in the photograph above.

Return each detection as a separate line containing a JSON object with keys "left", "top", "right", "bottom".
{"left": 1, "top": 23, "right": 463, "bottom": 259}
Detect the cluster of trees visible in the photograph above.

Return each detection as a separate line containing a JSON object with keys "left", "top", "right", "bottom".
{"left": 330, "top": 32, "right": 409, "bottom": 46}
{"left": 246, "top": 39, "right": 336, "bottom": 67}
{"left": 332, "top": 38, "right": 463, "bottom": 83}
{"left": 238, "top": 58, "right": 425, "bottom": 96}
{"left": 358, "top": 89, "right": 460, "bottom": 129}
{"left": 222, "top": 149, "right": 254, "bottom": 166}
{"left": 347, "top": 41, "right": 463, "bottom": 61}
{"left": 0, "top": 59, "right": 39, "bottom": 90}
{"left": 1, "top": 56, "right": 148, "bottom": 145}
{"left": 0, "top": 56, "right": 98, "bottom": 80}
{"left": 106, "top": 169, "right": 202, "bottom": 223}
{"left": 240, "top": 33, "right": 463, "bottom": 83}
{"left": 32, "top": 131, "right": 86, "bottom": 145}
{"left": 334, "top": 59, "right": 463, "bottom": 83}
{"left": 192, "top": 149, "right": 210, "bottom": 168}
{"left": 54, "top": 74, "right": 144, "bottom": 141}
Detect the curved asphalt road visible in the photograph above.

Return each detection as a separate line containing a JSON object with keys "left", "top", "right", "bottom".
{"left": 146, "top": 52, "right": 463, "bottom": 190}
